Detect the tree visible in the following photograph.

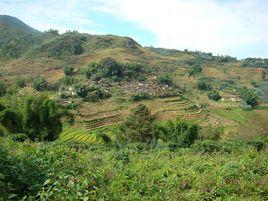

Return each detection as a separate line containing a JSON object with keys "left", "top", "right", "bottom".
{"left": 208, "top": 91, "right": 221, "bottom": 101}
{"left": 33, "top": 77, "right": 47, "bottom": 91}
{"left": 16, "top": 78, "right": 26, "bottom": 88}
{"left": 121, "top": 104, "right": 156, "bottom": 143}
{"left": 39, "top": 99, "right": 62, "bottom": 141}
{"left": 0, "top": 109, "right": 22, "bottom": 133}
{"left": 23, "top": 97, "right": 62, "bottom": 141}
{"left": 239, "top": 87, "right": 259, "bottom": 108}
{"left": 197, "top": 79, "right": 212, "bottom": 91}
{"left": 261, "top": 70, "right": 266, "bottom": 80}
{"left": 44, "top": 29, "right": 59, "bottom": 37}
{"left": 188, "top": 63, "right": 202, "bottom": 77}
{"left": 0, "top": 81, "right": 7, "bottom": 97}
{"left": 100, "top": 57, "right": 123, "bottom": 77}
{"left": 63, "top": 66, "right": 74, "bottom": 76}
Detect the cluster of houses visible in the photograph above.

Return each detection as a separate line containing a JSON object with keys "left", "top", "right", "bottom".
{"left": 221, "top": 95, "right": 240, "bottom": 102}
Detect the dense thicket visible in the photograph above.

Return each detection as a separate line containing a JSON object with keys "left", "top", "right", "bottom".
{"left": 86, "top": 58, "right": 147, "bottom": 81}
{"left": 0, "top": 96, "right": 62, "bottom": 141}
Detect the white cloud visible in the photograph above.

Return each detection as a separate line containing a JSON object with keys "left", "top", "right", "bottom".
{"left": 0, "top": 0, "right": 100, "bottom": 34}
{"left": 94, "top": 0, "right": 268, "bottom": 58}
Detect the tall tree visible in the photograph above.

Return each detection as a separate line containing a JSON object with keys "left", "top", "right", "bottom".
{"left": 23, "top": 97, "right": 62, "bottom": 141}
{"left": 121, "top": 103, "right": 156, "bottom": 143}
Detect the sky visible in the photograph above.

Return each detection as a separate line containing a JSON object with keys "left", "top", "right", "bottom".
{"left": 0, "top": 0, "right": 267, "bottom": 59}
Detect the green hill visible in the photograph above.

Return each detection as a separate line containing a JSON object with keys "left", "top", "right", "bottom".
{"left": 0, "top": 15, "right": 43, "bottom": 59}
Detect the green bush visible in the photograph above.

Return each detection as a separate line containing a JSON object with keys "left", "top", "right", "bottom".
{"left": 63, "top": 65, "right": 74, "bottom": 76}
{"left": 85, "top": 62, "right": 101, "bottom": 80}
{"left": 0, "top": 142, "right": 48, "bottom": 199}
{"left": 16, "top": 78, "right": 27, "bottom": 88}
{"left": 60, "top": 76, "right": 78, "bottom": 85}
{"left": 8, "top": 133, "right": 29, "bottom": 142}
{"left": 100, "top": 57, "right": 123, "bottom": 78}
{"left": 188, "top": 63, "right": 202, "bottom": 77}
{"left": 84, "top": 85, "right": 111, "bottom": 102}
{"left": 240, "top": 101, "right": 252, "bottom": 111}
{"left": 157, "top": 74, "right": 173, "bottom": 86}
{"left": 75, "top": 84, "right": 111, "bottom": 102}
{"left": 33, "top": 77, "right": 48, "bottom": 91}
{"left": 208, "top": 90, "right": 221, "bottom": 101}
{"left": 0, "top": 109, "right": 22, "bottom": 133}
{"left": 85, "top": 60, "right": 149, "bottom": 82}
{"left": 248, "top": 138, "right": 267, "bottom": 151}
{"left": 131, "top": 92, "right": 153, "bottom": 101}
{"left": 124, "top": 63, "right": 146, "bottom": 79}
{"left": 199, "top": 124, "right": 223, "bottom": 140}
{"left": 160, "top": 119, "right": 199, "bottom": 147}
{"left": 75, "top": 83, "right": 88, "bottom": 98}
{"left": 192, "top": 140, "right": 220, "bottom": 154}
{"left": 197, "top": 79, "right": 212, "bottom": 91}
{"left": 0, "top": 81, "right": 7, "bottom": 97}
{"left": 239, "top": 87, "right": 259, "bottom": 107}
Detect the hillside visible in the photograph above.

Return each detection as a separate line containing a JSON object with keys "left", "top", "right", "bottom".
{"left": 0, "top": 15, "right": 43, "bottom": 60}
{"left": 0, "top": 15, "right": 268, "bottom": 139}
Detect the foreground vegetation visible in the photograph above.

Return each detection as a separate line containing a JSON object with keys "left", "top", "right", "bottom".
{"left": 1, "top": 137, "right": 267, "bottom": 200}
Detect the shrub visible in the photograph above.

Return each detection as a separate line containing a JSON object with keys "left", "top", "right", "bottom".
{"left": 197, "top": 79, "right": 212, "bottom": 91}
{"left": 208, "top": 91, "right": 221, "bottom": 101}
{"left": 160, "top": 119, "right": 199, "bottom": 147}
{"left": 188, "top": 63, "right": 202, "bottom": 77}
{"left": 250, "top": 80, "right": 258, "bottom": 88}
{"left": 124, "top": 63, "right": 146, "bottom": 79}
{"left": 0, "top": 142, "right": 48, "bottom": 199}
{"left": 240, "top": 101, "right": 252, "bottom": 111}
{"left": 199, "top": 124, "right": 223, "bottom": 140}
{"left": 8, "top": 133, "right": 29, "bottom": 142}
{"left": 131, "top": 92, "right": 153, "bottom": 101}
{"left": 16, "top": 78, "right": 27, "bottom": 88}
{"left": 157, "top": 74, "right": 173, "bottom": 86}
{"left": 33, "top": 77, "right": 47, "bottom": 91}
{"left": 60, "top": 76, "right": 78, "bottom": 85}
{"left": 75, "top": 83, "right": 88, "bottom": 98}
{"left": 184, "top": 104, "right": 198, "bottom": 111}
{"left": 75, "top": 84, "right": 111, "bottom": 102}
{"left": 0, "top": 109, "right": 22, "bottom": 133}
{"left": 261, "top": 70, "right": 266, "bottom": 80}
{"left": 0, "top": 81, "right": 7, "bottom": 97}
{"left": 85, "top": 62, "right": 101, "bottom": 80}
{"left": 192, "top": 140, "right": 220, "bottom": 154}
{"left": 239, "top": 87, "right": 259, "bottom": 107}
{"left": 100, "top": 57, "right": 123, "bottom": 78}
{"left": 63, "top": 65, "right": 74, "bottom": 76}
{"left": 248, "top": 138, "right": 267, "bottom": 151}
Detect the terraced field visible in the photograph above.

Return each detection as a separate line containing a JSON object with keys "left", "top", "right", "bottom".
{"left": 58, "top": 125, "right": 119, "bottom": 144}
{"left": 59, "top": 96, "right": 212, "bottom": 144}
